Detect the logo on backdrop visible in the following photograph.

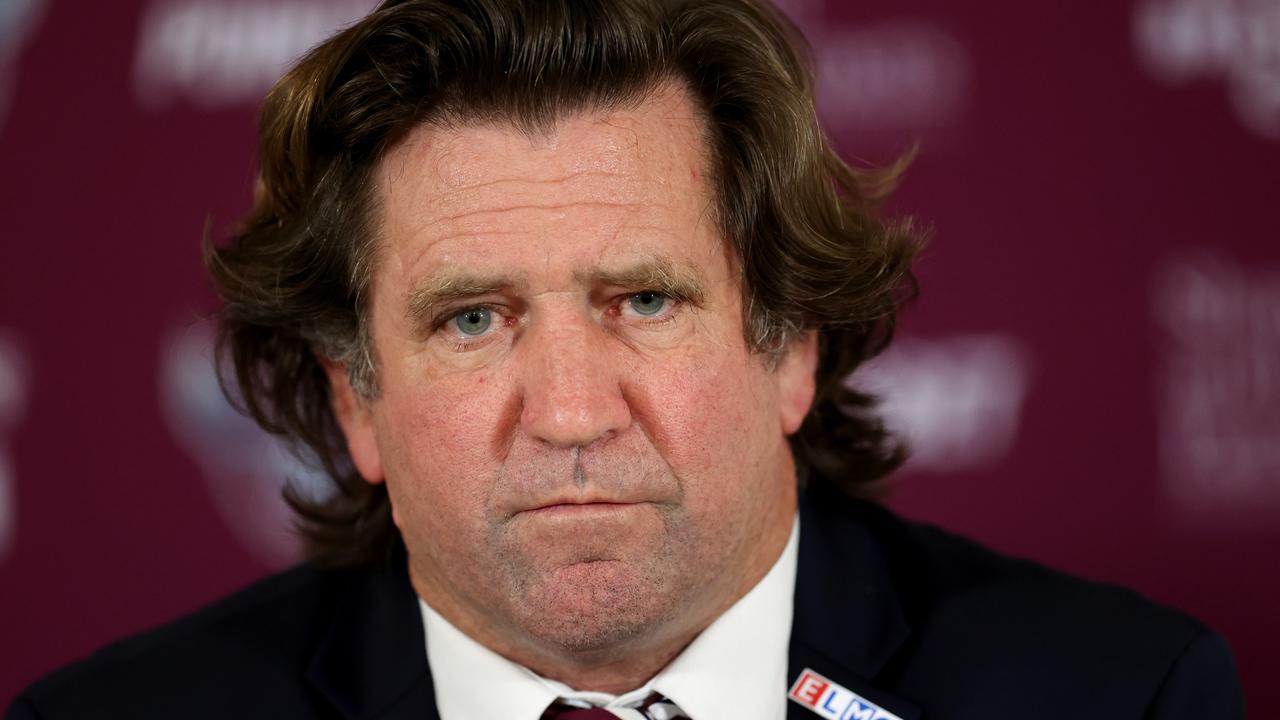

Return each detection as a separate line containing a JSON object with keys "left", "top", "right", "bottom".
{"left": 1134, "top": 0, "right": 1280, "bottom": 140}
{"left": 773, "top": 0, "right": 972, "bottom": 141}
{"left": 852, "top": 334, "right": 1032, "bottom": 472}
{"left": 0, "top": 333, "right": 30, "bottom": 560}
{"left": 0, "top": 0, "right": 45, "bottom": 133}
{"left": 133, "top": 0, "right": 376, "bottom": 108}
{"left": 1152, "top": 252, "right": 1280, "bottom": 518}
{"left": 160, "top": 320, "right": 335, "bottom": 566}
{"left": 131, "top": 0, "right": 973, "bottom": 138}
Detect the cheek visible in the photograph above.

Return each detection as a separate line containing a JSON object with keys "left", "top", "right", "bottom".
{"left": 373, "top": 364, "right": 515, "bottom": 529}
{"left": 629, "top": 346, "right": 780, "bottom": 495}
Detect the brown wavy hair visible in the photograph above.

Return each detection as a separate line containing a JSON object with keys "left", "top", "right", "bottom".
{"left": 208, "top": 0, "right": 924, "bottom": 567}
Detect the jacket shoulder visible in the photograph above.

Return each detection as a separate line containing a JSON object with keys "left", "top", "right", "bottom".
{"left": 826, "top": 496, "right": 1244, "bottom": 717}
{"left": 9, "top": 564, "right": 355, "bottom": 719}
{"left": 871, "top": 502, "right": 1204, "bottom": 650}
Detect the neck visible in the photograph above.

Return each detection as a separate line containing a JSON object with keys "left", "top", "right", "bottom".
{"left": 518, "top": 632, "right": 696, "bottom": 695}
{"left": 417, "top": 572, "right": 723, "bottom": 694}
{"left": 415, "top": 517, "right": 794, "bottom": 694}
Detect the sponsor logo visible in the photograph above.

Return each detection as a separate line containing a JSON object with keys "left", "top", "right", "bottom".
{"left": 814, "top": 21, "right": 971, "bottom": 135}
{"left": 774, "top": 0, "right": 972, "bottom": 141}
{"left": 1152, "top": 252, "right": 1280, "bottom": 518}
{"left": 160, "top": 321, "right": 335, "bottom": 565}
{"left": 1135, "top": 0, "right": 1280, "bottom": 140}
{"left": 789, "top": 669, "right": 903, "bottom": 720}
{"left": 133, "top": 0, "right": 376, "bottom": 108}
{"left": 852, "top": 334, "right": 1032, "bottom": 472}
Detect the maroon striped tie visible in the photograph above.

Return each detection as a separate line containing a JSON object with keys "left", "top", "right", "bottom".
{"left": 541, "top": 692, "right": 688, "bottom": 719}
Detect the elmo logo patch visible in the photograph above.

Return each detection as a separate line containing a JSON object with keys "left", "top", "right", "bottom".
{"left": 788, "top": 669, "right": 903, "bottom": 720}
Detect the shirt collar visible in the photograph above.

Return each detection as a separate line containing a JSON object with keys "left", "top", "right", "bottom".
{"left": 421, "top": 514, "right": 800, "bottom": 720}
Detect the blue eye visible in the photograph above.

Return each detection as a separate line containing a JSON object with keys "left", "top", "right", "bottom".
{"left": 452, "top": 308, "right": 492, "bottom": 336}
{"left": 628, "top": 291, "right": 667, "bottom": 316}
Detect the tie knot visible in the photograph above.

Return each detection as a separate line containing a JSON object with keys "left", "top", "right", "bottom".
{"left": 541, "top": 691, "right": 689, "bottom": 719}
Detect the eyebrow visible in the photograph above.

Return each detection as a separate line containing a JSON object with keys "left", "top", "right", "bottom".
{"left": 405, "top": 257, "right": 707, "bottom": 325}
{"left": 575, "top": 258, "right": 706, "bottom": 305}
{"left": 406, "top": 273, "right": 521, "bottom": 326}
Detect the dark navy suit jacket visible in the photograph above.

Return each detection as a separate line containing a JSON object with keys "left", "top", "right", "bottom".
{"left": 7, "top": 486, "right": 1246, "bottom": 719}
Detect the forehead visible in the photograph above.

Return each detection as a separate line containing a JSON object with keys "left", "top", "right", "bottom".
{"left": 372, "top": 84, "right": 720, "bottom": 276}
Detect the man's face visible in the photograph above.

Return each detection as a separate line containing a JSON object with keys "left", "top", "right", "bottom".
{"left": 328, "top": 85, "right": 816, "bottom": 668}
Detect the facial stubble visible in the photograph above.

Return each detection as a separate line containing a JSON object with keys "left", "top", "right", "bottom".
{"left": 487, "top": 500, "right": 712, "bottom": 656}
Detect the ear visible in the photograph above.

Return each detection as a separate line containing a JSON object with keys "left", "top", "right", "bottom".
{"left": 321, "top": 358, "right": 385, "bottom": 485}
{"left": 775, "top": 331, "right": 819, "bottom": 435}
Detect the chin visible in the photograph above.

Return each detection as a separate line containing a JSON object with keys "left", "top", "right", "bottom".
{"left": 513, "top": 559, "right": 684, "bottom": 654}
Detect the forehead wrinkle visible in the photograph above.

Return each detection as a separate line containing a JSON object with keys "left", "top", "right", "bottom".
{"left": 434, "top": 199, "right": 647, "bottom": 225}
{"left": 432, "top": 169, "right": 636, "bottom": 199}
{"left": 426, "top": 116, "right": 643, "bottom": 183}
{"left": 397, "top": 203, "right": 679, "bottom": 293}
{"left": 423, "top": 167, "right": 651, "bottom": 221}
{"left": 402, "top": 120, "right": 662, "bottom": 207}
{"left": 388, "top": 195, "right": 650, "bottom": 282}
{"left": 418, "top": 196, "right": 667, "bottom": 261}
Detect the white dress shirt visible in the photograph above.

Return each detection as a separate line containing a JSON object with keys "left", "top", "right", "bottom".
{"left": 420, "top": 515, "right": 800, "bottom": 720}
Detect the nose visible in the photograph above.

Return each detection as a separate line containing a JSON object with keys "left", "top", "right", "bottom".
{"left": 517, "top": 312, "right": 632, "bottom": 449}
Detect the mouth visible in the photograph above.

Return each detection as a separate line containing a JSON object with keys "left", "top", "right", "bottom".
{"left": 526, "top": 500, "right": 642, "bottom": 514}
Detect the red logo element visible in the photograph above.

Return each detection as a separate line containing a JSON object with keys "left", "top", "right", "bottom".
{"left": 789, "top": 670, "right": 830, "bottom": 707}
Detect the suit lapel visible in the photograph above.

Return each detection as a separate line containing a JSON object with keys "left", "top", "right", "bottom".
{"left": 306, "top": 555, "right": 440, "bottom": 720}
{"left": 787, "top": 489, "right": 922, "bottom": 720}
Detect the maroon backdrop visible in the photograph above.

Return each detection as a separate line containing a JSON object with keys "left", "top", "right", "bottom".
{"left": 2, "top": 0, "right": 1277, "bottom": 713}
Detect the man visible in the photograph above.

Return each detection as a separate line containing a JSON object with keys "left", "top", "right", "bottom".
{"left": 8, "top": 0, "right": 1244, "bottom": 718}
